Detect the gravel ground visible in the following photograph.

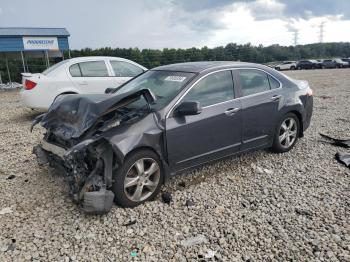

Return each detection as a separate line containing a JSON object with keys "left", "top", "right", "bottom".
{"left": 0, "top": 69, "right": 349, "bottom": 261}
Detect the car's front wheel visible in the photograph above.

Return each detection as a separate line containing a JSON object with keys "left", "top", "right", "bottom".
{"left": 272, "top": 113, "right": 300, "bottom": 153}
{"left": 112, "top": 150, "right": 163, "bottom": 207}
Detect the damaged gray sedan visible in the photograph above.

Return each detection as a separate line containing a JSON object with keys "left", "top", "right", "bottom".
{"left": 32, "top": 62, "right": 313, "bottom": 213}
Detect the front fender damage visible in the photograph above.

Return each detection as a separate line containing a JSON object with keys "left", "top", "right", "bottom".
{"left": 31, "top": 89, "right": 161, "bottom": 214}
{"left": 34, "top": 138, "right": 117, "bottom": 214}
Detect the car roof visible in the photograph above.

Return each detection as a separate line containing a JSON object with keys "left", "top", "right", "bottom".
{"left": 152, "top": 61, "right": 269, "bottom": 73}
{"left": 67, "top": 56, "right": 136, "bottom": 62}
{"left": 65, "top": 56, "right": 147, "bottom": 69}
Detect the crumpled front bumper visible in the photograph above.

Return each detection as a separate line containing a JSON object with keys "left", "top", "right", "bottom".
{"left": 33, "top": 139, "right": 115, "bottom": 214}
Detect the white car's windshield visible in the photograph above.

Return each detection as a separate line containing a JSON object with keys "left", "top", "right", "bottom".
{"left": 114, "top": 70, "right": 195, "bottom": 109}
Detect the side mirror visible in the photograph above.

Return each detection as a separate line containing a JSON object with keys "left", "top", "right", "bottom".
{"left": 174, "top": 101, "right": 202, "bottom": 116}
{"left": 105, "top": 87, "right": 116, "bottom": 94}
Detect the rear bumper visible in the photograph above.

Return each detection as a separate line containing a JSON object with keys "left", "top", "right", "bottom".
{"left": 303, "top": 96, "right": 313, "bottom": 131}
{"left": 33, "top": 140, "right": 114, "bottom": 214}
{"left": 20, "top": 88, "right": 51, "bottom": 110}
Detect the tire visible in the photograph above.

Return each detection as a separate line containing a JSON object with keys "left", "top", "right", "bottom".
{"left": 297, "top": 66, "right": 302, "bottom": 70}
{"left": 112, "top": 149, "right": 164, "bottom": 207}
{"left": 290, "top": 66, "right": 296, "bottom": 70}
{"left": 271, "top": 113, "right": 300, "bottom": 153}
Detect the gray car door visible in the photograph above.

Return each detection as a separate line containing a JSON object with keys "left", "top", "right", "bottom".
{"left": 166, "top": 70, "right": 242, "bottom": 172}
{"left": 236, "top": 69, "right": 282, "bottom": 150}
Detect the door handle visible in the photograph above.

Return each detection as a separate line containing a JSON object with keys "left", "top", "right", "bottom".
{"left": 79, "top": 81, "right": 88, "bottom": 85}
{"left": 225, "top": 107, "right": 240, "bottom": 116}
{"left": 270, "top": 95, "right": 282, "bottom": 101}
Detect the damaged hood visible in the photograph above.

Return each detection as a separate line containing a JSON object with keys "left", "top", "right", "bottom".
{"left": 32, "top": 89, "right": 156, "bottom": 140}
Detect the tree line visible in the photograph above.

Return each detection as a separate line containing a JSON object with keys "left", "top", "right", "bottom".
{"left": 1, "top": 42, "right": 350, "bottom": 83}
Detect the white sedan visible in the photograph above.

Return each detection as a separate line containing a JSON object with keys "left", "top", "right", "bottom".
{"left": 274, "top": 61, "right": 296, "bottom": 71}
{"left": 20, "top": 56, "right": 147, "bottom": 110}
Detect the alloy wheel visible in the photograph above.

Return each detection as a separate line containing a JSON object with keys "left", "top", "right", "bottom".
{"left": 279, "top": 118, "right": 297, "bottom": 148}
{"left": 124, "top": 158, "right": 160, "bottom": 202}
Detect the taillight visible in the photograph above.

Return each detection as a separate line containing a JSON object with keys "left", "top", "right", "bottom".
{"left": 307, "top": 88, "right": 313, "bottom": 96}
{"left": 24, "top": 79, "right": 37, "bottom": 90}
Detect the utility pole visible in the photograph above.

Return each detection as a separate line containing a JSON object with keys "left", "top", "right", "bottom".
{"left": 318, "top": 21, "right": 326, "bottom": 58}
{"left": 293, "top": 30, "right": 299, "bottom": 46}
{"left": 291, "top": 30, "right": 299, "bottom": 60}
{"left": 319, "top": 22, "right": 325, "bottom": 43}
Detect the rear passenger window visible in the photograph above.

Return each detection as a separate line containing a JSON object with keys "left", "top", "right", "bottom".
{"left": 238, "top": 69, "right": 270, "bottom": 96}
{"left": 111, "top": 61, "right": 144, "bottom": 77}
{"left": 79, "top": 61, "right": 109, "bottom": 77}
{"left": 69, "top": 64, "right": 81, "bottom": 77}
{"left": 268, "top": 75, "right": 280, "bottom": 89}
{"left": 183, "top": 71, "right": 234, "bottom": 107}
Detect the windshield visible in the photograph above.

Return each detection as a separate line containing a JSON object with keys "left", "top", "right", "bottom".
{"left": 42, "top": 60, "right": 69, "bottom": 75}
{"left": 113, "top": 70, "right": 195, "bottom": 109}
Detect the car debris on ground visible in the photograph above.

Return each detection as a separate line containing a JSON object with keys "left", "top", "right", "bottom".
{"left": 335, "top": 153, "right": 350, "bottom": 168}
{"left": 161, "top": 192, "right": 172, "bottom": 204}
{"left": 122, "top": 220, "right": 137, "bottom": 227}
{"left": 319, "top": 133, "right": 350, "bottom": 148}
{"left": 319, "top": 133, "right": 350, "bottom": 169}
{"left": 185, "top": 199, "right": 195, "bottom": 207}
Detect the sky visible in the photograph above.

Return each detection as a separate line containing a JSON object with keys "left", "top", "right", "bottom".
{"left": 1, "top": 0, "right": 350, "bottom": 49}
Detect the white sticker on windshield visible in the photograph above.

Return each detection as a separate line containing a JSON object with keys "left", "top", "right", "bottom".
{"left": 164, "top": 76, "right": 186, "bottom": 82}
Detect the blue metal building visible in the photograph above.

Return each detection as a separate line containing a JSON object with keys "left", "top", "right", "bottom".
{"left": 0, "top": 27, "right": 70, "bottom": 82}
{"left": 0, "top": 27, "right": 70, "bottom": 52}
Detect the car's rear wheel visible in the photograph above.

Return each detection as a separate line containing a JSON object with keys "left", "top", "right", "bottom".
{"left": 112, "top": 150, "right": 163, "bottom": 207}
{"left": 272, "top": 113, "right": 300, "bottom": 153}
{"left": 290, "top": 66, "right": 296, "bottom": 70}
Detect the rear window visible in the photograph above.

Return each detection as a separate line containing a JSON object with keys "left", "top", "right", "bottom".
{"left": 42, "top": 60, "right": 69, "bottom": 75}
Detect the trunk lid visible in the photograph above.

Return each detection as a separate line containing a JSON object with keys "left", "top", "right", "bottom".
{"left": 292, "top": 79, "right": 309, "bottom": 89}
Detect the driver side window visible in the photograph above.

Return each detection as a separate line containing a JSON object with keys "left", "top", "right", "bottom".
{"left": 182, "top": 71, "right": 234, "bottom": 107}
